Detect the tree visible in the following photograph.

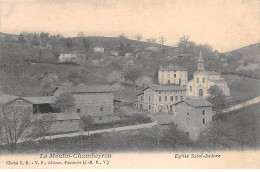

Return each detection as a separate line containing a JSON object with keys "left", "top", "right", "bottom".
{"left": 40, "top": 73, "right": 61, "bottom": 96}
{"left": 0, "top": 106, "right": 33, "bottom": 152}
{"left": 135, "top": 76, "right": 153, "bottom": 88}
{"left": 82, "top": 39, "right": 92, "bottom": 51}
{"left": 111, "top": 83, "right": 125, "bottom": 100}
{"left": 123, "top": 66, "right": 143, "bottom": 83}
{"left": 77, "top": 31, "right": 85, "bottom": 37}
{"left": 65, "top": 38, "right": 74, "bottom": 51}
{"left": 52, "top": 92, "right": 75, "bottom": 112}
{"left": 178, "top": 35, "right": 190, "bottom": 51}
{"left": 247, "top": 106, "right": 258, "bottom": 150}
{"left": 159, "top": 35, "right": 166, "bottom": 45}
{"left": 29, "top": 114, "right": 55, "bottom": 139}
{"left": 135, "top": 34, "right": 142, "bottom": 41}
{"left": 207, "top": 85, "right": 227, "bottom": 114}
{"left": 163, "top": 123, "right": 191, "bottom": 150}
{"left": 232, "top": 112, "right": 251, "bottom": 151}
{"left": 201, "top": 121, "right": 232, "bottom": 152}
{"left": 147, "top": 38, "right": 156, "bottom": 44}
{"left": 107, "top": 71, "right": 124, "bottom": 84}
{"left": 81, "top": 115, "right": 94, "bottom": 136}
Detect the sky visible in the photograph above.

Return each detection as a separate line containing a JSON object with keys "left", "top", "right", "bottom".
{"left": 0, "top": 0, "right": 259, "bottom": 52}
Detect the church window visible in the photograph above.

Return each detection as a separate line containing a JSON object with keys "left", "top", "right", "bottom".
{"left": 165, "top": 96, "right": 167, "bottom": 102}
{"left": 149, "top": 96, "right": 151, "bottom": 102}
{"left": 202, "top": 110, "right": 205, "bottom": 115}
{"left": 203, "top": 118, "right": 205, "bottom": 124}
{"left": 159, "top": 96, "right": 161, "bottom": 102}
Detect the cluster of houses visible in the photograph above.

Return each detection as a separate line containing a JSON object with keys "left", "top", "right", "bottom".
{"left": 136, "top": 51, "right": 230, "bottom": 140}
{"left": 0, "top": 84, "right": 117, "bottom": 134}
{"left": 0, "top": 50, "right": 230, "bottom": 141}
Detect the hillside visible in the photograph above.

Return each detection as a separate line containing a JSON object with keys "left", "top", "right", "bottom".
{"left": 224, "top": 43, "right": 260, "bottom": 61}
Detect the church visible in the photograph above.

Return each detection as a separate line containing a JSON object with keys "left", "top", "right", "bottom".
{"left": 186, "top": 51, "right": 230, "bottom": 97}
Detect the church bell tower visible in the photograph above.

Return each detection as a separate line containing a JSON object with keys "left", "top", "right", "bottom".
{"left": 197, "top": 50, "right": 205, "bottom": 71}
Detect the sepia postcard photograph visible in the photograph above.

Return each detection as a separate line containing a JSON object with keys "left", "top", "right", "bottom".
{"left": 0, "top": 0, "right": 260, "bottom": 169}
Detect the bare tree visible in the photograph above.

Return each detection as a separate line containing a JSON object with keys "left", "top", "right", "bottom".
{"left": 81, "top": 115, "right": 94, "bottom": 136}
{"left": 135, "top": 34, "right": 142, "bottom": 41}
{"left": 0, "top": 106, "right": 33, "bottom": 152}
{"left": 147, "top": 38, "right": 156, "bottom": 44}
{"left": 201, "top": 121, "right": 232, "bottom": 152}
{"left": 159, "top": 35, "right": 166, "bottom": 45}
{"left": 77, "top": 32, "right": 85, "bottom": 37}
{"left": 178, "top": 35, "right": 190, "bottom": 51}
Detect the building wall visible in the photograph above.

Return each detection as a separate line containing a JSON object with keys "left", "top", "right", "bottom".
{"left": 94, "top": 47, "right": 104, "bottom": 53}
{"left": 59, "top": 54, "right": 77, "bottom": 62}
{"left": 158, "top": 70, "right": 188, "bottom": 86}
{"left": 140, "top": 88, "right": 186, "bottom": 114}
{"left": 187, "top": 71, "right": 230, "bottom": 97}
{"left": 173, "top": 102, "right": 212, "bottom": 141}
{"left": 49, "top": 119, "right": 80, "bottom": 133}
{"left": 2, "top": 98, "right": 33, "bottom": 112}
{"left": 71, "top": 92, "right": 114, "bottom": 117}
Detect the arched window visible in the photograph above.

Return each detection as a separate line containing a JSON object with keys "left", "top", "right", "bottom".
{"left": 199, "top": 89, "right": 203, "bottom": 97}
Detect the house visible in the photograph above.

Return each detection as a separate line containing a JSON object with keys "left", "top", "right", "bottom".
{"left": 94, "top": 46, "right": 105, "bottom": 53}
{"left": 0, "top": 95, "right": 81, "bottom": 134}
{"left": 110, "top": 50, "right": 119, "bottom": 56}
{"left": 59, "top": 53, "right": 77, "bottom": 63}
{"left": 172, "top": 97, "right": 213, "bottom": 141}
{"left": 158, "top": 65, "right": 188, "bottom": 86}
{"left": 136, "top": 85, "right": 187, "bottom": 114}
{"left": 186, "top": 51, "right": 230, "bottom": 97}
{"left": 53, "top": 84, "right": 114, "bottom": 118}
{"left": 125, "top": 52, "right": 133, "bottom": 57}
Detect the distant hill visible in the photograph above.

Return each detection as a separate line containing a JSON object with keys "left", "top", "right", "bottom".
{"left": 224, "top": 43, "right": 260, "bottom": 60}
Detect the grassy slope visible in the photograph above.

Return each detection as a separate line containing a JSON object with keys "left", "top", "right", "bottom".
{"left": 224, "top": 43, "right": 260, "bottom": 60}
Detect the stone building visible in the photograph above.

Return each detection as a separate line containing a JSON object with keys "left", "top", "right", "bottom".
{"left": 158, "top": 65, "right": 188, "bottom": 86}
{"left": 54, "top": 84, "right": 114, "bottom": 117}
{"left": 172, "top": 97, "right": 213, "bottom": 141}
{"left": 0, "top": 95, "right": 80, "bottom": 134}
{"left": 186, "top": 51, "right": 230, "bottom": 97}
{"left": 93, "top": 46, "right": 105, "bottom": 53}
{"left": 136, "top": 85, "right": 186, "bottom": 114}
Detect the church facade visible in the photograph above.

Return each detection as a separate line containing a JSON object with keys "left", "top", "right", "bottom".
{"left": 186, "top": 51, "right": 230, "bottom": 97}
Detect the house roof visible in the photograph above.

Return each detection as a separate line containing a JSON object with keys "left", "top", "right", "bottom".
{"left": 0, "top": 94, "right": 19, "bottom": 105}
{"left": 144, "top": 85, "right": 186, "bottom": 92}
{"left": 35, "top": 113, "right": 80, "bottom": 121}
{"left": 159, "top": 65, "right": 187, "bottom": 71}
{"left": 55, "top": 84, "right": 114, "bottom": 94}
{"left": 173, "top": 98, "right": 213, "bottom": 107}
{"left": 23, "top": 96, "right": 56, "bottom": 104}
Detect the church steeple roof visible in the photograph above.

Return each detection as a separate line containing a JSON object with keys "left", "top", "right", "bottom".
{"left": 197, "top": 50, "right": 205, "bottom": 63}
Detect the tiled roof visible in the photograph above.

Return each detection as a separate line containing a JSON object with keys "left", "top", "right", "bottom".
{"left": 173, "top": 97, "right": 213, "bottom": 107}
{"left": 23, "top": 96, "right": 56, "bottom": 104}
{"left": 56, "top": 84, "right": 114, "bottom": 93}
{"left": 35, "top": 113, "right": 80, "bottom": 121}
{"left": 0, "top": 94, "right": 19, "bottom": 105}
{"left": 159, "top": 65, "right": 187, "bottom": 71}
{"left": 146, "top": 85, "right": 186, "bottom": 91}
